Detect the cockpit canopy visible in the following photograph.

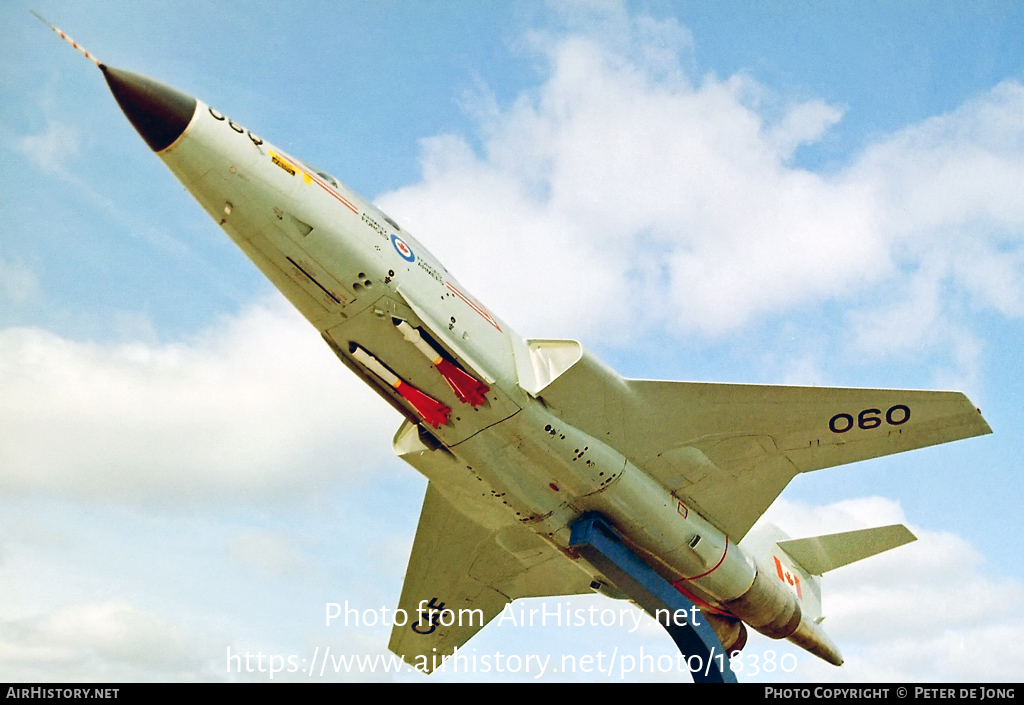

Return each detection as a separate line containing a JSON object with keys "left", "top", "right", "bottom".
{"left": 314, "top": 169, "right": 339, "bottom": 189}
{"left": 302, "top": 161, "right": 404, "bottom": 233}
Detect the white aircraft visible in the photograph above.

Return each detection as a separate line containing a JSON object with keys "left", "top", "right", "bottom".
{"left": 43, "top": 19, "right": 991, "bottom": 675}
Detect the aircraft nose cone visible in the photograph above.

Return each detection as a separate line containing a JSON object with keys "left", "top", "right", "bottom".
{"left": 101, "top": 65, "right": 196, "bottom": 152}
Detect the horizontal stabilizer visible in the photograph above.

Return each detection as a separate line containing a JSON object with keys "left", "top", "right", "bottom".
{"left": 778, "top": 524, "right": 917, "bottom": 576}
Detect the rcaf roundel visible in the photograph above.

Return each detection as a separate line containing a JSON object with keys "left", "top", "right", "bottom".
{"left": 391, "top": 234, "right": 415, "bottom": 263}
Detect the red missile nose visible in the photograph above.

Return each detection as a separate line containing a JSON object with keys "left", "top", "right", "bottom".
{"left": 101, "top": 66, "right": 197, "bottom": 152}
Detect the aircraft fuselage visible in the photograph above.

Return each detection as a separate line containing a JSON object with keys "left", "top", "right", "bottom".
{"left": 153, "top": 93, "right": 842, "bottom": 658}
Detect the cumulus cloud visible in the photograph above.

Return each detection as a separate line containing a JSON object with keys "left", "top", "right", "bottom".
{"left": 378, "top": 12, "right": 1024, "bottom": 362}
{"left": 0, "top": 602, "right": 220, "bottom": 681}
{"left": 0, "top": 301, "right": 397, "bottom": 504}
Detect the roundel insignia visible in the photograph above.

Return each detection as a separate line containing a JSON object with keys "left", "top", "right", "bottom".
{"left": 391, "top": 233, "right": 415, "bottom": 263}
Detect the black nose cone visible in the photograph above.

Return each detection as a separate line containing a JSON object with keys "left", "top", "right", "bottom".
{"left": 101, "top": 65, "right": 197, "bottom": 152}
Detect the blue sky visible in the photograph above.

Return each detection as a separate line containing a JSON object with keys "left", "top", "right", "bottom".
{"left": 2, "top": 0, "right": 1023, "bottom": 682}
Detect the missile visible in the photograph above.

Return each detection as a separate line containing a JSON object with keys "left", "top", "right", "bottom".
{"left": 394, "top": 319, "right": 490, "bottom": 407}
{"left": 350, "top": 344, "right": 451, "bottom": 429}
{"left": 46, "top": 19, "right": 992, "bottom": 675}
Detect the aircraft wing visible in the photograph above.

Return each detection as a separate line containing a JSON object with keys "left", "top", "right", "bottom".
{"left": 389, "top": 482, "right": 596, "bottom": 672}
{"left": 629, "top": 381, "right": 990, "bottom": 540}
{"left": 531, "top": 348, "right": 991, "bottom": 541}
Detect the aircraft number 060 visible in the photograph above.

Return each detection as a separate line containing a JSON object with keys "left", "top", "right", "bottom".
{"left": 829, "top": 405, "right": 910, "bottom": 434}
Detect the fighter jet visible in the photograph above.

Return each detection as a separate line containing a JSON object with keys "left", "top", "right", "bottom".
{"left": 42, "top": 18, "right": 991, "bottom": 675}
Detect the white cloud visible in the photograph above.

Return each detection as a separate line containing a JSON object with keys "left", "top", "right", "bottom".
{"left": 379, "top": 15, "right": 884, "bottom": 339}
{"left": 378, "top": 11, "right": 1024, "bottom": 368}
{"left": 853, "top": 82, "right": 1024, "bottom": 240}
{"left": 0, "top": 602, "right": 220, "bottom": 681}
{"left": 766, "top": 98, "right": 846, "bottom": 161}
{"left": 0, "top": 301, "right": 397, "bottom": 504}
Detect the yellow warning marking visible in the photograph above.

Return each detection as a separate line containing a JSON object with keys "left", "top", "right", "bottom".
{"left": 269, "top": 151, "right": 296, "bottom": 177}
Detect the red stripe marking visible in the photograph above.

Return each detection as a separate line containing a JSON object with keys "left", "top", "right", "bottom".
{"left": 774, "top": 556, "right": 785, "bottom": 581}
{"left": 273, "top": 149, "right": 360, "bottom": 214}
{"left": 676, "top": 536, "right": 729, "bottom": 582}
{"left": 306, "top": 170, "right": 360, "bottom": 214}
{"left": 669, "top": 580, "right": 732, "bottom": 617}
{"left": 446, "top": 282, "right": 501, "bottom": 331}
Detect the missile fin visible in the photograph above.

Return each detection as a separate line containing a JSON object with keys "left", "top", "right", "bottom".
{"left": 395, "top": 380, "right": 451, "bottom": 429}
{"left": 435, "top": 358, "right": 490, "bottom": 407}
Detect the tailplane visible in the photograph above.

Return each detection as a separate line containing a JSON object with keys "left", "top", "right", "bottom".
{"left": 778, "top": 524, "right": 917, "bottom": 576}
